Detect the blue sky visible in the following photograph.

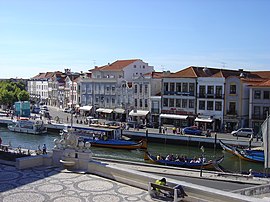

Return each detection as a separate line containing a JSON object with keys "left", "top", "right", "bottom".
{"left": 0, "top": 0, "right": 269, "bottom": 78}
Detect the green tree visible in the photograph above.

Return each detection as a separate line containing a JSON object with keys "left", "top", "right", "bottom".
{"left": 17, "top": 90, "right": 29, "bottom": 101}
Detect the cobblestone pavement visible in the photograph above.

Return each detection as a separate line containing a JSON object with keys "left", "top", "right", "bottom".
{"left": 0, "top": 164, "right": 152, "bottom": 202}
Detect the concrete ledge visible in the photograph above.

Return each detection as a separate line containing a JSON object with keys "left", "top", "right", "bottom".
{"left": 16, "top": 155, "right": 52, "bottom": 169}
{"left": 88, "top": 160, "right": 268, "bottom": 202}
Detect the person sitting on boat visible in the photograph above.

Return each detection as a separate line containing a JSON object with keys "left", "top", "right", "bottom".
{"left": 157, "top": 154, "right": 162, "bottom": 160}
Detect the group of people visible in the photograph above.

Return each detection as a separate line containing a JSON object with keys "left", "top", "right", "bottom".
{"left": 157, "top": 153, "right": 206, "bottom": 163}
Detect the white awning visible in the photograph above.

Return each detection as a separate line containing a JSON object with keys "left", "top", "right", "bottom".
{"left": 96, "top": 108, "right": 105, "bottom": 112}
{"left": 96, "top": 108, "right": 113, "bottom": 113}
{"left": 103, "top": 108, "right": 113, "bottom": 113}
{"left": 195, "top": 118, "right": 213, "bottom": 123}
{"left": 79, "top": 106, "right": 92, "bottom": 111}
{"left": 129, "top": 110, "right": 149, "bottom": 117}
{"left": 114, "top": 108, "right": 125, "bottom": 114}
{"left": 159, "top": 114, "right": 188, "bottom": 120}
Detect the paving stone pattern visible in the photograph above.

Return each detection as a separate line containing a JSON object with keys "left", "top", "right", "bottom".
{"left": 0, "top": 164, "right": 153, "bottom": 202}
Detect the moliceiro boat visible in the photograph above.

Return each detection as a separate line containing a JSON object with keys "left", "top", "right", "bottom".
{"left": 219, "top": 140, "right": 264, "bottom": 163}
{"left": 61, "top": 125, "right": 147, "bottom": 150}
{"left": 8, "top": 118, "right": 47, "bottom": 135}
{"left": 144, "top": 151, "right": 224, "bottom": 170}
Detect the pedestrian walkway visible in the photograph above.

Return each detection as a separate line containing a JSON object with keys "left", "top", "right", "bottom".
{"left": 0, "top": 164, "right": 151, "bottom": 202}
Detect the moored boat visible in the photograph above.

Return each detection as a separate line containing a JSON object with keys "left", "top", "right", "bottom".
{"left": 144, "top": 151, "right": 224, "bottom": 170}
{"left": 219, "top": 140, "right": 264, "bottom": 163}
{"left": 8, "top": 118, "right": 47, "bottom": 135}
{"left": 61, "top": 126, "right": 147, "bottom": 150}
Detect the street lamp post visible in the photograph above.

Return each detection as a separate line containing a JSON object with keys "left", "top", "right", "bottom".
{"left": 200, "top": 146, "right": 205, "bottom": 177}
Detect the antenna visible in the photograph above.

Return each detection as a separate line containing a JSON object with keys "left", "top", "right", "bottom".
{"left": 221, "top": 62, "right": 226, "bottom": 69}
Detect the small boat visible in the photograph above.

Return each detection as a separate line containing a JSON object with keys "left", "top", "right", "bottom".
{"left": 81, "top": 137, "right": 147, "bottom": 150}
{"left": 219, "top": 140, "right": 264, "bottom": 163}
{"left": 61, "top": 126, "right": 148, "bottom": 150}
{"left": 8, "top": 118, "right": 47, "bottom": 135}
{"left": 144, "top": 151, "right": 224, "bottom": 170}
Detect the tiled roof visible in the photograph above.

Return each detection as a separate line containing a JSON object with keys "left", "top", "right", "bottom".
{"left": 91, "top": 59, "right": 139, "bottom": 71}
{"left": 32, "top": 72, "right": 54, "bottom": 79}
{"left": 250, "top": 79, "right": 270, "bottom": 87}
{"left": 144, "top": 71, "right": 164, "bottom": 78}
{"left": 252, "top": 71, "right": 270, "bottom": 79}
{"left": 164, "top": 66, "right": 263, "bottom": 79}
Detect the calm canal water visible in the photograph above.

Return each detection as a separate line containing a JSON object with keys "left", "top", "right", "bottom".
{"left": 0, "top": 127, "right": 264, "bottom": 173}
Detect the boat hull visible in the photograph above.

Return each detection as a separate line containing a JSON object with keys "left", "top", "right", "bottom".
{"left": 82, "top": 138, "right": 147, "bottom": 150}
{"left": 8, "top": 126, "right": 47, "bottom": 135}
{"left": 145, "top": 151, "right": 224, "bottom": 170}
{"left": 219, "top": 140, "right": 264, "bottom": 163}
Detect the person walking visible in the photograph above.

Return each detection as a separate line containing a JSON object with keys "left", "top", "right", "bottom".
{"left": 42, "top": 144, "right": 47, "bottom": 154}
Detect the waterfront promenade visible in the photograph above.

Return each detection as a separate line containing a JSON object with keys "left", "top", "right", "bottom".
{"left": 0, "top": 164, "right": 151, "bottom": 202}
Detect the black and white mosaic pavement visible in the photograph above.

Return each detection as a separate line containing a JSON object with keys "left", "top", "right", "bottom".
{"left": 0, "top": 164, "right": 153, "bottom": 202}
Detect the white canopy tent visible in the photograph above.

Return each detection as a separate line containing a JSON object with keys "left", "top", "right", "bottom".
{"left": 114, "top": 108, "right": 125, "bottom": 114}
{"left": 79, "top": 106, "right": 92, "bottom": 111}
{"left": 129, "top": 110, "right": 149, "bottom": 117}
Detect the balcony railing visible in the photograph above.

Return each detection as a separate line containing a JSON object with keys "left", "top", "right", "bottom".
{"left": 252, "top": 114, "right": 267, "bottom": 120}
{"left": 198, "top": 93, "right": 224, "bottom": 99}
{"left": 164, "top": 91, "right": 195, "bottom": 96}
{"left": 227, "top": 110, "right": 238, "bottom": 115}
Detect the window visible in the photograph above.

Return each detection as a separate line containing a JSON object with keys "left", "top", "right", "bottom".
{"left": 199, "top": 86, "right": 206, "bottom": 97}
{"left": 254, "top": 106, "right": 260, "bottom": 116}
{"left": 135, "top": 99, "right": 137, "bottom": 107}
{"left": 145, "top": 84, "right": 148, "bottom": 94}
{"left": 207, "top": 101, "right": 214, "bottom": 110}
{"left": 176, "top": 83, "right": 181, "bottom": 93}
{"left": 216, "top": 86, "right": 222, "bottom": 98}
{"left": 207, "top": 86, "right": 214, "bottom": 95}
{"left": 189, "top": 99, "right": 194, "bottom": 108}
{"left": 182, "top": 99, "right": 187, "bottom": 108}
{"left": 264, "top": 91, "right": 270, "bottom": 99}
{"left": 215, "top": 101, "right": 222, "bottom": 111}
{"left": 169, "top": 99, "right": 174, "bottom": 107}
{"left": 189, "top": 83, "right": 195, "bottom": 95}
{"left": 139, "top": 84, "right": 143, "bottom": 93}
{"left": 176, "top": 99, "right": 181, "bottom": 107}
{"left": 230, "top": 84, "right": 236, "bottom": 94}
{"left": 134, "top": 85, "right": 138, "bottom": 93}
{"left": 163, "top": 83, "right": 169, "bottom": 94}
{"left": 112, "top": 86, "right": 115, "bottom": 92}
{"left": 145, "top": 99, "right": 148, "bottom": 108}
{"left": 229, "top": 102, "right": 236, "bottom": 113}
{"left": 199, "top": 100, "right": 205, "bottom": 110}
{"left": 163, "top": 98, "right": 168, "bottom": 107}
{"left": 134, "top": 65, "right": 136, "bottom": 68}
{"left": 182, "top": 83, "right": 188, "bottom": 92}
{"left": 254, "top": 90, "right": 261, "bottom": 99}
{"left": 140, "top": 99, "right": 143, "bottom": 107}
{"left": 170, "top": 83, "right": 175, "bottom": 92}
{"left": 263, "top": 107, "right": 269, "bottom": 118}
{"left": 112, "top": 98, "right": 115, "bottom": 104}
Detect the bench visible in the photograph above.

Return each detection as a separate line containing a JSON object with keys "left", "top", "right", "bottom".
{"left": 148, "top": 182, "right": 183, "bottom": 202}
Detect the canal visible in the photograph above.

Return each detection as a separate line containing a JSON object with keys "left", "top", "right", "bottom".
{"left": 0, "top": 127, "right": 264, "bottom": 173}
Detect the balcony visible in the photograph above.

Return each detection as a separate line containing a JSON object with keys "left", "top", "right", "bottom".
{"left": 164, "top": 91, "right": 195, "bottom": 96}
{"left": 252, "top": 114, "right": 267, "bottom": 120}
{"left": 198, "top": 93, "right": 224, "bottom": 99}
{"left": 226, "top": 110, "right": 238, "bottom": 115}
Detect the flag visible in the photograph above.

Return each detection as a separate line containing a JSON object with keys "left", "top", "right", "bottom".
{"left": 262, "top": 115, "right": 270, "bottom": 168}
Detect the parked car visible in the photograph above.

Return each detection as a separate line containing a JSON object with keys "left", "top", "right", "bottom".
{"left": 231, "top": 128, "right": 254, "bottom": 138}
{"left": 182, "top": 127, "right": 203, "bottom": 136}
